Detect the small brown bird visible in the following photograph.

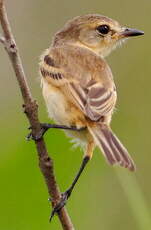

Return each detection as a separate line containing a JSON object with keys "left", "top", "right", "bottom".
{"left": 39, "top": 14, "right": 144, "bottom": 218}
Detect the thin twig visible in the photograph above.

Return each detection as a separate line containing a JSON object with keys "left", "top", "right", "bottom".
{"left": 0, "top": 1, "right": 74, "bottom": 229}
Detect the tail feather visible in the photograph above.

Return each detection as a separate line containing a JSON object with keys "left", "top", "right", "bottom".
{"left": 88, "top": 124, "right": 136, "bottom": 171}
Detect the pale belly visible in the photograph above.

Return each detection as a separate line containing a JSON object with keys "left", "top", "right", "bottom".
{"left": 41, "top": 79, "right": 88, "bottom": 147}
{"left": 42, "top": 80, "right": 70, "bottom": 125}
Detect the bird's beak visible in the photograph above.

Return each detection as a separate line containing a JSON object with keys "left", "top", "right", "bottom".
{"left": 120, "top": 28, "right": 144, "bottom": 38}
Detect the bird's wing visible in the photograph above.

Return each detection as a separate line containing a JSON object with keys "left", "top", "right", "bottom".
{"left": 40, "top": 46, "right": 117, "bottom": 121}
{"left": 68, "top": 80, "right": 116, "bottom": 121}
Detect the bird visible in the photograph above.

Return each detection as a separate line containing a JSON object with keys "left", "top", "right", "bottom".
{"left": 39, "top": 14, "right": 144, "bottom": 219}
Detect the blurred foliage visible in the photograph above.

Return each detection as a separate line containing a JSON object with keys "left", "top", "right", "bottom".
{"left": 0, "top": 0, "right": 150, "bottom": 229}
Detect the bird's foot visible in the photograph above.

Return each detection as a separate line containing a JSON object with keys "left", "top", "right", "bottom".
{"left": 26, "top": 123, "right": 50, "bottom": 141}
{"left": 49, "top": 189, "right": 71, "bottom": 222}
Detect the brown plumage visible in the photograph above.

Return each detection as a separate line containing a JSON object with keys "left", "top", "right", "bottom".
{"left": 39, "top": 14, "right": 144, "bottom": 217}
{"left": 40, "top": 14, "right": 144, "bottom": 171}
{"left": 40, "top": 43, "right": 135, "bottom": 169}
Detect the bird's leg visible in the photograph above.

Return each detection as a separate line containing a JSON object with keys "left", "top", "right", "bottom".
{"left": 27, "top": 123, "right": 86, "bottom": 141}
{"left": 50, "top": 156, "right": 90, "bottom": 221}
{"left": 49, "top": 140, "right": 94, "bottom": 221}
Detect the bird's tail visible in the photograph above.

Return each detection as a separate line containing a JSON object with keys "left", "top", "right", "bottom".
{"left": 88, "top": 123, "right": 136, "bottom": 171}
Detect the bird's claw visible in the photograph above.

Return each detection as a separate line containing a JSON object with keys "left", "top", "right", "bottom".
{"left": 26, "top": 123, "right": 49, "bottom": 141}
{"left": 49, "top": 190, "right": 71, "bottom": 222}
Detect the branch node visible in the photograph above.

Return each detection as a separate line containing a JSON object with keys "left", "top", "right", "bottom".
{"left": 0, "top": 35, "right": 17, "bottom": 53}
{"left": 5, "top": 39, "right": 17, "bottom": 53}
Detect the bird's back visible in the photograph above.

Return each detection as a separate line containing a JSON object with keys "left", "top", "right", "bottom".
{"left": 48, "top": 44, "right": 115, "bottom": 88}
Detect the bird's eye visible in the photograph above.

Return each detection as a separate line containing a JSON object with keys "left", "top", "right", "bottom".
{"left": 96, "top": 24, "right": 110, "bottom": 35}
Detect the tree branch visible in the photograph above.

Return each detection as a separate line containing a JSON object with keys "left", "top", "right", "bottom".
{"left": 0, "top": 1, "right": 74, "bottom": 229}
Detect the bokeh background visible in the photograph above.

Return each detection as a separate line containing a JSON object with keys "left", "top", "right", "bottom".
{"left": 0, "top": 0, "right": 150, "bottom": 229}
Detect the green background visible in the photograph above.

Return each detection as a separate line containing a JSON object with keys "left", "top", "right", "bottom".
{"left": 0, "top": 0, "right": 150, "bottom": 229}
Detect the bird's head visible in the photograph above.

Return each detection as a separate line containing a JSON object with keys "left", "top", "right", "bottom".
{"left": 53, "top": 14, "right": 144, "bottom": 57}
